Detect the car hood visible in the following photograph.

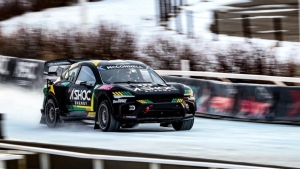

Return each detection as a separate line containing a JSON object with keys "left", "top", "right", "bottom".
{"left": 116, "top": 83, "right": 184, "bottom": 98}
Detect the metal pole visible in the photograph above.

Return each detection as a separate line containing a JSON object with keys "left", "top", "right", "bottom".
{"left": 39, "top": 153, "right": 50, "bottom": 169}
{"left": 149, "top": 163, "right": 160, "bottom": 169}
{"left": 0, "top": 114, "right": 4, "bottom": 139}
{"left": 93, "top": 159, "right": 104, "bottom": 169}
{"left": 298, "top": 0, "right": 300, "bottom": 42}
{"left": 0, "top": 160, "right": 6, "bottom": 169}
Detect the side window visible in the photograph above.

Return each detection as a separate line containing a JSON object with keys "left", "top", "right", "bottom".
{"left": 65, "top": 67, "right": 79, "bottom": 81}
{"left": 75, "top": 66, "right": 96, "bottom": 84}
{"left": 149, "top": 71, "right": 165, "bottom": 84}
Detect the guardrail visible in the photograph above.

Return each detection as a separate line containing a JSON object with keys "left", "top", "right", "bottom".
{"left": 0, "top": 154, "right": 23, "bottom": 169}
{"left": 0, "top": 143, "right": 281, "bottom": 169}
{"left": 156, "top": 70, "right": 300, "bottom": 86}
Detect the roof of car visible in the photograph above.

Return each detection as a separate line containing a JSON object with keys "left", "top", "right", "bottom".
{"left": 79, "top": 60, "right": 146, "bottom": 67}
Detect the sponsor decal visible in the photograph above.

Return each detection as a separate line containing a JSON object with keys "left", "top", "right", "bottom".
{"left": 0, "top": 57, "right": 10, "bottom": 75}
{"left": 94, "top": 84, "right": 101, "bottom": 89}
{"left": 105, "top": 65, "right": 144, "bottom": 70}
{"left": 70, "top": 89, "right": 91, "bottom": 105}
{"left": 172, "top": 98, "right": 183, "bottom": 103}
{"left": 184, "top": 89, "right": 193, "bottom": 96}
{"left": 134, "top": 86, "right": 177, "bottom": 92}
{"left": 125, "top": 116, "right": 136, "bottom": 118}
{"left": 112, "top": 91, "right": 134, "bottom": 98}
{"left": 137, "top": 100, "right": 153, "bottom": 104}
{"left": 87, "top": 112, "right": 96, "bottom": 117}
{"left": 113, "top": 99, "right": 127, "bottom": 104}
{"left": 99, "top": 85, "right": 114, "bottom": 90}
{"left": 144, "top": 105, "right": 153, "bottom": 114}
{"left": 61, "top": 82, "right": 70, "bottom": 86}
{"left": 13, "top": 61, "right": 38, "bottom": 79}
{"left": 98, "top": 67, "right": 106, "bottom": 71}
{"left": 70, "top": 89, "right": 91, "bottom": 101}
{"left": 129, "top": 105, "right": 135, "bottom": 111}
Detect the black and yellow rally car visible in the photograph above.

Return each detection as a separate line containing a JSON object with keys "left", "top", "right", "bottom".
{"left": 40, "top": 59, "right": 196, "bottom": 132}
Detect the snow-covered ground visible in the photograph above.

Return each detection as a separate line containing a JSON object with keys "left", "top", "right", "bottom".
{"left": 0, "top": 84, "right": 299, "bottom": 168}
{"left": 0, "top": 0, "right": 299, "bottom": 62}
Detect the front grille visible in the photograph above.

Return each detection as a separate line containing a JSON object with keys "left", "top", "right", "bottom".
{"left": 138, "top": 110, "right": 183, "bottom": 118}
{"left": 137, "top": 103, "right": 184, "bottom": 118}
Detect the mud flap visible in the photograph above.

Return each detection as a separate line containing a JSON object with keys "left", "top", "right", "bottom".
{"left": 40, "top": 109, "right": 46, "bottom": 124}
{"left": 94, "top": 121, "right": 100, "bottom": 129}
{"left": 40, "top": 115, "right": 46, "bottom": 124}
{"left": 160, "top": 122, "right": 172, "bottom": 127}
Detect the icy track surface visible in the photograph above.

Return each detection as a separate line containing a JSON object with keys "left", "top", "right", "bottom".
{"left": 0, "top": 84, "right": 300, "bottom": 168}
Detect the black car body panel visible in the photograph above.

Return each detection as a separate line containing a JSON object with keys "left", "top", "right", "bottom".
{"left": 41, "top": 59, "right": 196, "bottom": 127}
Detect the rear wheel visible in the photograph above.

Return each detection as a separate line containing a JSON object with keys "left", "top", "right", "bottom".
{"left": 44, "top": 98, "right": 58, "bottom": 128}
{"left": 97, "top": 100, "right": 120, "bottom": 132}
{"left": 172, "top": 118, "right": 194, "bottom": 131}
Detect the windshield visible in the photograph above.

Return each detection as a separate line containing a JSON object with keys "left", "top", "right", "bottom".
{"left": 98, "top": 65, "right": 165, "bottom": 84}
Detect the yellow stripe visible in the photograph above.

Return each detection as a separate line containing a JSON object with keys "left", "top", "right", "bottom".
{"left": 87, "top": 112, "right": 96, "bottom": 117}
{"left": 49, "top": 85, "right": 55, "bottom": 95}
{"left": 75, "top": 105, "right": 91, "bottom": 111}
{"left": 91, "top": 94, "right": 94, "bottom": 111}
{"left": 92, "top": 61, "right": 100, "bottom": 66}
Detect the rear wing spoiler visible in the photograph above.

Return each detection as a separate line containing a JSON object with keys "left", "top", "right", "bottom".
{"left": 44, "top": 58, "right": 90, "bottom": 76}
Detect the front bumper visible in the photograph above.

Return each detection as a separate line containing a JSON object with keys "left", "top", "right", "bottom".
{"left": 116, "top": 101, "right": 195, "bottom": 123}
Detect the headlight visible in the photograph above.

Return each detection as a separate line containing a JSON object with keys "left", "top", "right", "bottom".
{"left": 183, "top": 85, "right": 193, "bottom": 97}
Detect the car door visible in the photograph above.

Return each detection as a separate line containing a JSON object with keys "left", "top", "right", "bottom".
{"left": 68, "top": 66, "right": 96, "bottom": 117}
{"left": 53, "top": 66, "right": 80, "bottom": 113}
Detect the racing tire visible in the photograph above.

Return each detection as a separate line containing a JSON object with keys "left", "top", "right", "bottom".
{"left": 44, "top": 98, "right": 59, "bottom": 128}
{"left": 97, "top": 100, "right": 120, "bottom": 132}
{"left": 172, "top": 118, "right": 194, "bottom": 131}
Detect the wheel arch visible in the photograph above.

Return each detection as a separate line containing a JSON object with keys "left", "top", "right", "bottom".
{"left": 45, "top": 93, "right": 58, "bottom": 107}
{"left": 95, "top": 94, "right": 112, "bottom": 118}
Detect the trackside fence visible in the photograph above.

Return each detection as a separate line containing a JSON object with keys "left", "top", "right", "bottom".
{"left": 1, "top": 55, "right": 300, "bottom": 122}
{"left": 0, "top": 143, "right": 281, "bottom": 169}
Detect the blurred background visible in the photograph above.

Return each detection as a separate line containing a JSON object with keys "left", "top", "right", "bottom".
{"left": 0, "top": 1, "right": 300, "bottom": 169}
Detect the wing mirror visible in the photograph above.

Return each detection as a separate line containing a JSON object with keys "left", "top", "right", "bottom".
{"left": 80, "top": 81, "right": 95, "bottom": 87}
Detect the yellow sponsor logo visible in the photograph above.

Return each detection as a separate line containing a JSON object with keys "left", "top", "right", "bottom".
{"left": 87, "top": 112, "right": 96, "bottom": 117}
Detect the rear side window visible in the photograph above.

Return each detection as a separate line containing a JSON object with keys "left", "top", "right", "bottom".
{"left": 65, "top": 67, "right": 79, "bottom": 81}
{"left": 75, "top": 66, "right": 96, "bottom": 84}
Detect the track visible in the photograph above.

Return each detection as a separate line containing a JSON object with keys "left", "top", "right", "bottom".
{"left": 0, "top": 84, "right": 299, "bottom": 168}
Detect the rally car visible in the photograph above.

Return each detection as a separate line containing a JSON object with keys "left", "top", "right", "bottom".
{"left": 40, "top": 58, "right": 196, "bottom": 132}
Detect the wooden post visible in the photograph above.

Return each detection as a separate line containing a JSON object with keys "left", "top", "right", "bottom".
{"left": 273, "top": 18, "right": 283, "bottom": 46}
{"left": 212, "top": 11, "right": 219, "bottom": 41}
{"left": 0, "top": 114, "right": 4, "bottom": 139}
{"left": 242, "top": 15, "right": 252, "bottom": 42}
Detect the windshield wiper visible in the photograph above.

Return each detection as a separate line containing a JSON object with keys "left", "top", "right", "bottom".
{"left": 114, "top": 81, "right": 152, "bottom": 84}
{"left": 103, "top": 81, "right": 111, "bottom": 84}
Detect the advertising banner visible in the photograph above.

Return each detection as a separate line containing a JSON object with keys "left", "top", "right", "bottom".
{"left": 274, "top": 87, "right": 300, "bottom": 121}
{"left": 235, "top": 84, "right": 278, "bottom": 120}
{"left": 199, "top": 82, "right": 238, "bottom": 117}
{"left": 0, "top": 55, "right": 45, "bottom": 89}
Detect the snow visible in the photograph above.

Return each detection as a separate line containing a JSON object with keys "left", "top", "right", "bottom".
{"left": 0, "top": 1, "right": 299, "bottom": 167}
{"left": 0, "top": 84, "right": 300, "bottom": 168}
{"left": 0, "top": 0, "right": 299, "bottom": 62}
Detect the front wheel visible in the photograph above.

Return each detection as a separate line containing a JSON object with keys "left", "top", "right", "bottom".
{"left": 97, "top": 100, "right": 120, "bottom": 132}
{"left": 44, "top": 98, "right": 58, "bottom": 128}
{"left": 172, "top": 118, "right": 194, "bottom": 131}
